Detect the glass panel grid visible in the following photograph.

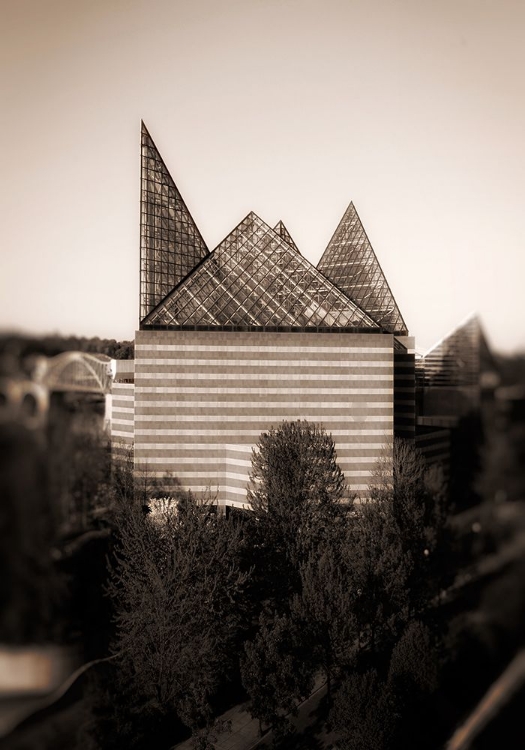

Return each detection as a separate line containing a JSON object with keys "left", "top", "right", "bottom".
{"left": 140, "top": 123, "right": 209, "bottom": 322}
{"left": 317, "top": 203, "right": 407, "bottom": 335}
{"left": 142, "top": 213, "right": 379, "bottom": 330}
{"left": 274, "top": 220, "right": 300, "bottom": 254}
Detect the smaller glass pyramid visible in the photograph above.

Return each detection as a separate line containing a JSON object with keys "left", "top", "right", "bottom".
{"left": 317, "top": 203, "right": 407, "bottom": 335}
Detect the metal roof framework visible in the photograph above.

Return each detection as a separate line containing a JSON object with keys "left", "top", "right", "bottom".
{"left": 142, "top": 212, "right": 379, "bottom": 330}
{"left": 139, "top": 123, "right": 407, "bottom": 335}
{"left": 273, "top": 220, "right": 300, "bottom": 254}
{"left": 317, "top": 202, "right": 407, "bottom": 335}
{"left": 140, "top": 122, "right": 209, "bottom": 322}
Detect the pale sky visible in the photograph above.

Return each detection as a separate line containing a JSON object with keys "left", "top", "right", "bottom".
{"left": 2, "top": 0, "right": 525, "bottom": 353}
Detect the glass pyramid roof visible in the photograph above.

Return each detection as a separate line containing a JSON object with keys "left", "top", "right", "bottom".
{"left": 142, "top": 213, "right": 379, "bottom": 330}
{"left": 140, "top": 122, "right": 209, "bottom": 322}
{"left": 317, "top": 203, "right": 407, "bottom": 335}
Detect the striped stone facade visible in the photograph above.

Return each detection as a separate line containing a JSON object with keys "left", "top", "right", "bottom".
{"left": 134, "top": 328, "right": 395, "bottom": 507}
{"left": 109, "top": 360, "right": 135, "bottom": 453}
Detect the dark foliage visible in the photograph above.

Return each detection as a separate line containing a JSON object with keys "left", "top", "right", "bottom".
{"left": 8, "top": 413, "right": 513, "bottom": 750}
{"left": 241, "top": 609, "right": 314, "bottom": 739}
{"left": 247, "top": 420, "right": 347, "bottom": 606}
{"left": 494, "top": 352, "right": 525, "bottom": 387}
{"left": 81, "top": 661, "right": 187, "bottom": 750}
{"left": 0, "top": 424, "right": 63, "bottom": 642}
{"left": 369, "top": 440, "right": 455, "bottom": 620}
{"left": 0, "top": 333, "right": 134, "bottom": 361}
{"left": 297, "top": 534, "right": 357, "bottom": 696}
{"left": 330, "top": 669, "right": 395, "bottom": 750}
{"left": 101, "top": 495, "right": 251, "bottom": 743}
{"left": 57, "top": 531, "right": 114, "bottom": 660}
{"left": 346, "top": 497, "right": 410, "bottom": 655}
{"left": 449, "top": 413, "right": 485, "bottom": 510}
{"left": 387, "top": 621, "right": 443, "bottom": 748}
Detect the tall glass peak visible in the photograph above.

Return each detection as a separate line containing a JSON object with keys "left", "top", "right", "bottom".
{"left": 140, "top": 122, "right": 209, "bottom": 322}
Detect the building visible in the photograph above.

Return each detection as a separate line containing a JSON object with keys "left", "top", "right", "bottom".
{"left": 415, "top": 314, "right": 499, "bottom": 501}
{"left": 415, "top": 313, "right": 498, "bottom": 465}
{"left": 110, "top": 122, "right": 417, "bottom": 508}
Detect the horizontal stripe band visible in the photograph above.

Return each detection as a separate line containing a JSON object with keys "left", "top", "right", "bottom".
{"left": 133, "top": 407, "right": 394, "bottom": 417}
{"left": 137, "top": 358, "right": 392, "bottom": 368}
{"left": 135, "top": 387, "right": 393, "bottom": 395}
{"left": 134, "top": 414, "right": 392, "bottom": 424}
{"left": 136, "top": 344, "right": 393, "bottom": 354}
{"left": 134, "top": 440, "right": 389, "bottom": 450}
{"left": 133, "top": 399, "right": 393, "bottom": 409}
{"left": 135, "top": 373, "right": 392, "bottom": 383}
{"left": 135, "top": 429, "right": 389, "bottom": 437}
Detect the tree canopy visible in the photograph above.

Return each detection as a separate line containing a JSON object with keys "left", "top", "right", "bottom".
{"left": 246, "top": 420, "right": 347, "bottom": 601}
{"left": 105, "top": 495, "right": 250, "bottom": 739}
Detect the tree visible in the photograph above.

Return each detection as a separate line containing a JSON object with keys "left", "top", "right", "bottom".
{"left": 247, "top": 420, "right": 346, "bottom": 604}
{"left": 388, "top": 620, "right": 439, "bottom": 697}
{"left": 109, "top": 444, "right": 183, "bottom": 514}
{"left": 248, "top": 420, "right": 346, "bottom": 514}
{"left": 104, "top": 495, "right": 250, "bottom": 743}
{"left": 240, "top": 609, "right": 314, "bottom": 739}
{"left": 330, "top": 669, "right": 395, "bottom": 750}
{"left": 368, "top": 439, "right": 453, "bottom": 616}
{"left": 297, "top": 534, "right": 357, "bottom": 698}
{"left": 387, "top": 620, "right": 442, "bottom": 748}
{"left": 347, "top": 497, "right": 410, "bottom": 655}
{"left": 240, "top": 421, "right": 351, "bottom": 729}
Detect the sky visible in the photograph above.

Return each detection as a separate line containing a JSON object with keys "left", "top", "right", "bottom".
{"left": 2, "top": 0, "right": 525, "bottom": 354}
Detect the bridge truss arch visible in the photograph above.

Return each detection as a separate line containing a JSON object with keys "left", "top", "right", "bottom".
{"left": 44, "top": 352, "right": 113, "bottom": 394}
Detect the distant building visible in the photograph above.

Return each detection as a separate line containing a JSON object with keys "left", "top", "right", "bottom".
{"left": 415, "top": 314, "right": 499, "bottom": 499}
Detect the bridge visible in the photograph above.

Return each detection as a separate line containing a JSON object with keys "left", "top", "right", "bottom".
{"left": 42, "top": 352, "right": 113, "bottom": 395}
{"left": 0, "top": 352, "right": 114, "bottom": 429}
